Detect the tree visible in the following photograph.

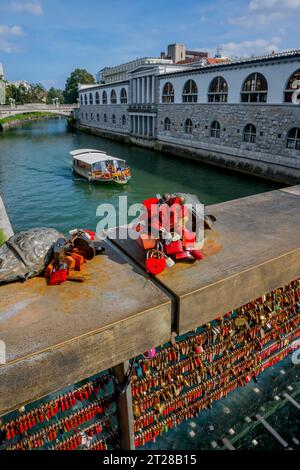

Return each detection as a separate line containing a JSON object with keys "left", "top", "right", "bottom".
{"left": 29, "top": 83, "right": 47, "bottom": 103}
{"left": 64, "top": 68, "right": 95, "bottom": 104}
{"left": 46, "top": 87, "right": 65, "bottom": 105}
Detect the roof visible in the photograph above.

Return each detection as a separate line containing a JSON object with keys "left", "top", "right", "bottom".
{"left": 70, "top": 149, "right": 124, "bottom": 165}
{"left": 159, "top": 49, "right": 300, "bottom": 79}
{"left": 205, "top": 57, "right": 230, "bottom": 65}
{"left": 70, "top": 149, "right": 107, "bottom": 157}
{"left": 176, "top": 58, "right": 202, "bottom": 65}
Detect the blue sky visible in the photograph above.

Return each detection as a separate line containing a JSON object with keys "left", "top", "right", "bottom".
{"left": 0, "top": 0, "right": 300, "bottom": 89}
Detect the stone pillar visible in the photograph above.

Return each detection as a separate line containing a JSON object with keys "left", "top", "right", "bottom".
{"left": 113, "top": 362, "right": 135, "bottom": 450}
{"left": 152, "top": 76, "right": 155, "bottom": 103}
{"left": 132, "top": 80, "right": 135, "bottom": 104}
{"left": 146, "top": 77, "right": 149, "bottom": 104}
{"left": 141, "top": 78, "right": 144, "bottom": 104}
{"left": 149, "top": 76, "right": 153, "bottom": 104}
{"left": 139, "top": 79, "right": 142, "bottom": 104}
{"left": 130, "top": 116, "right": 133, "bottom": 133}
{"left": 149, "top": 116, "right": 153, "bottom": 137}
{"left": 140, "top": 115, "right": 143, "bottom": 136}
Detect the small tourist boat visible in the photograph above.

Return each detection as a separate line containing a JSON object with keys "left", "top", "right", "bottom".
{"left": 70, "top": 149, "right": 131, "bottom": 185}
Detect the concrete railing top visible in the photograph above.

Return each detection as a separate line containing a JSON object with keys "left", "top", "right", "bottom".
{"left": 1, "top": 185, "right": 300, "bottom": 415}
{"left": 0, "top": 104, "right": 78, "bottom": 118}
{"left": 111, "top": 186, "right": 300, "bottom": 333}
{"left": 0, "top": 241, "right": 171, "bottom": 415}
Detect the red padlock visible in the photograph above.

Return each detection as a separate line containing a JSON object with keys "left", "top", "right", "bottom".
{"left": 146, "top": 248, "right": 167, "bottom": 276}
{"left": 189, "top": 250, "right": 204, "bottom": 261}
{"left": 48, "top": 269, "right": 67, "bottom": 286}
{"left": 164, "top": 239, "right": 183, "bottom": 255}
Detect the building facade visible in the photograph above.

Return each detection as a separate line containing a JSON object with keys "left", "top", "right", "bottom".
{"left": 0, "top": 63, "right": 5, "bottom": 105}
{"left": 77, "top": 50, "right": 300, "bottom": 183}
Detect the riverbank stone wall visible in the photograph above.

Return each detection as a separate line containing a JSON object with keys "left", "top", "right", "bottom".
{"left": 79, "top": 104, "right": 130, "bottom": 135}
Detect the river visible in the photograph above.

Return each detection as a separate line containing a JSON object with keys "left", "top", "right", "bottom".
{"left": 0, "top": 117, "right": 281, "bottom": 234}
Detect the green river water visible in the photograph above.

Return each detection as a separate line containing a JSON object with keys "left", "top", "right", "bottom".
{"left": 0, "top": 117, "right": 281, "bottom": 234}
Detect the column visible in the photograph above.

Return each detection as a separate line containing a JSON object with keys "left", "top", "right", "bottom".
{"left": 149, "top": 76, "right": 153, "bottom": 104}
{"left": 141, "top": 78, "right": 144, "bottom": 104}
{"left": 151, "top": 76, "right": 155, "bottom": 103}
{"left": 146, "top": 77, "right": 151, "bottom": 103}
{"left": 149, "top": 116, "right": 153, "bottom": 137}
{"left": 135, "top": 79, "right": 138, "bottom": 104}
{"left": 135, "top": 115, "right": 138, "bottom": 134}
{"left": 139, "top": 79, "right": 142, "bottom": 104}
{"left": 132, "top": 80, "right": 135, "bottom": 104}
{"left": 130, "top": 116, "right": 133, "bottom": 133}
{"left": 140, "top": 115, "right": 143, "bottom": 136}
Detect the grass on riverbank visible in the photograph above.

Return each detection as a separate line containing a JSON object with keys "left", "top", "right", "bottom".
{"left": 0, "top": 112, "right": 55, "bottom": 125}
{"left": 0, "top": 229, "right": 5, "bottom": 246}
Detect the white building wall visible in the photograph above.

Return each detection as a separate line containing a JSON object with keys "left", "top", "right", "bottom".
{"left": 159, "top": 60, "right": 300, "bottom": 104}
{"left": 79, "top": 83, "right": 129, "bottom": 105}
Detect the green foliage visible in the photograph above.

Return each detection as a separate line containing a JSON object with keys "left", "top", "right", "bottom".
{"left": 63, "top": 68, "right": 95, "bottom": 104}
{"left": 0, "top": 229, "right": 5, "bottom": 246}
{"left": 0, "top": 112, "right": 54, "bottom": 125}
{"left": 5, "top": 83, "right": 47, "bottom": 105}
{"left": 46, "top": 87, "right": 65, "bottom": 105}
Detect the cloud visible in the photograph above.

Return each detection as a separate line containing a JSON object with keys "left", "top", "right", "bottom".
{"left": 0, "top": 24, "right": 25, "bottom": 53}
{"left": 221, "top": 37, "right": 282, "bottom": 57}
{"left": 250, "top": 0, "right": 300, "bottom": 11}
{"left": 228, "top": 0, "right": 300, "bottom": 27}
{"left": 9, "top": 1, "right": 43, "bottom": 16}
{"left": 228, "top": 12, "right": 285, "bottom": 27}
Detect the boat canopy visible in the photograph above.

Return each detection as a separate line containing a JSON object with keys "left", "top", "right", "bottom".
{"left": 71, "top": 149, "right": 125, "bottom": 166}
{"left": 70, "top": 149, "right": 107, "bottom": 157}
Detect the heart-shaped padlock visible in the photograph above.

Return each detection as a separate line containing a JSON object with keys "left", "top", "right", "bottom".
{"left": 146, "top": 244, "right": 167, "bottom": 275}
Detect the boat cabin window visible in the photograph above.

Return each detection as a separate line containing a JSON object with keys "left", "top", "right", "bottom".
{"left": 76, "top": 160, "right": 90, "bottom": 169}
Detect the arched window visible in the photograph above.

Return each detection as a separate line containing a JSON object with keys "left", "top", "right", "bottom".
{"left": 287, "top": 128, "right": 300, "bottom": 150}
{"left": 182, "top": 80, "right": 198, "bottom": 103}
{"left": 162, "top": 82, "right": 174, "bottom": 103}
{"left": 243, "top": 123, "right": 257, "bottom": 143}
{"left": 185, "top": 118, "right": 193, "bottom": 134}
{"left": 102, "top": 91, "right": 107, "bottom": 104}
{"left": 95, "top": 92, "right": 100, "bottom": 105}
{"left": 241, "top": 73, "right": 268, "bottom": 103}
{"left": 104, "top": 113, "right": 107, "bottom": 123}
{"left": 112, "top": 114, "right": 116, "bottom": 124}
{"left": 210, "top": 120, "right": 221, "bottom": 138}
{"left": 120, "top": 88, "right": 128, "bottom": 104}
{"left": 284, "top": 70, "right": 300, "bottom": 102}
{"left": 80, "top": 95, "right": 83, "bottom": 105}
{"left": 84, "top": 94, "right": 88, "bottom": 105}
{"left": 164, "top": 117, "right": 171, "bottom": 131}
{"left": 89, "top": 93, "right": 93, "bottom": 105}
{"left": 208, "top": 77, "right": 228, "bottom": 102}
{"left": 122, "top": 114, "right": 126, "bottom": 125}
{"left": 111, "top": 89, "right": 117, "bottom": 104}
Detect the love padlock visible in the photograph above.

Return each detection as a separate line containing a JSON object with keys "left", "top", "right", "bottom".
{"left": 146, "top": 245, "right": 167, "bottom": 276}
